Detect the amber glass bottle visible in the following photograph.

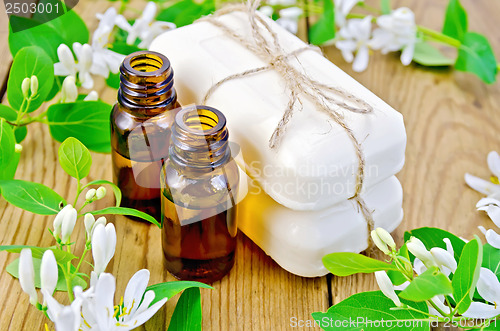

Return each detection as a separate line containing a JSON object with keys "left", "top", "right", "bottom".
{"left": 111, "top": 51, "right": 180, "bottom": 222}
{"left": 161, "top": 106, "right": 239, "bottom": 283}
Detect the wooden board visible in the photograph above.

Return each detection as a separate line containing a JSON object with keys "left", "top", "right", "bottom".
{"left": 0, "top": 0, "right": 499, "bottom": 330}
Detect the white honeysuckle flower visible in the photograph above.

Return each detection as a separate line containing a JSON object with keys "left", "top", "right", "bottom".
{"left": 335, "top": 16, "right": 373, "bottom": 72}
{"left": 40, "top": 250, "right": 58, "bottom": 306}
{"left": 83, "top": 91, "right": 99, "bottom": 101}
{"left": 430, "top": 247, "right": 457, "bottom": 276}
{"left": 370, "top": 229, "right": 390, "bottom": 254}
{"left": 465, "top": 173, "right": 500, "bottom": 197}
{"left": 19, "top": 248, "right": 37, "bottom": 305}
{"left": 86, "top": 188, "right": 97, "bottom": 201}
{"left": 42, "top": 289, "right": 82, "bottom": 331}
{"left": 477, "top": 199, "right": 500, "bottom": 228}
{"left": 54, "top": 44, "right": 77, "bottom": 77}
{"left": 73, "top": 43, "right": 94, "bottom": 89}
{"left": 259, "top": 5, "right": 274, "bottom": 17}
{"left": 276, "top": 7, "right": 303, "bottom": 35}
{"left": 375, "top": 227, "right": 396, "bottom": 250}
{"left": 117, "top": 2, "right": 176, "bottom": 49}
{"left": 60, "top": 76, "right": 78, "bottom": 103}
{"left": 92, "top": 9, "right": 126, "bottom": 77}
{"left": 96, "top": 186, "right": 106, "bottom": 200}
{"left": 30, "top": 75, "right": 38, "bottom": 96}
{"left": 413, "top": 258, "right": 427, "bottom": 275}
{"left": 21, "top": 77, "right": 30, "bottom": 98}
{"left": 369, "top": 7, "right": 417, "bottom": 66}
{"left": 79, "top": 270, "right": 168, "bottom": 330}
{"left": 374, "top": 270, "right": 402, "bottom": 307}
{"left": 406, "top": 237, "right": 436, "bottom": 268}
{"left": 92, "top": 223, "right": 116, "bottom": 275}
{"left": 84, "top": 213, "right": 96, "bottom": 241}
{"left": 335, "top": 0, "right": 362, "bottom": 27}
{"left": 463, "top": 268, "right": 500, "bottom": 319}
{"left": 53, "top": 204, "right": 74, "bottom": 239}
{"left": 478, "top": 226, "right": 500, "bottom": 249}
{"left": 60, "top": 205, "right": 77, "bottom": 244}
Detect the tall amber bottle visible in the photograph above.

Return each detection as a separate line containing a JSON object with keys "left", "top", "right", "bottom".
{"left": 111, "top": 51, "right": 180, "bottom": 222}
{"left": 161, "top": 106, "right": 239, "bottom": 283}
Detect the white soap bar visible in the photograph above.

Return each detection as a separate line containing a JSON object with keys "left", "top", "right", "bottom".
{"left": 150, "top": 12, "right": 406, "bottom": 211}
{"left": 238, "top": 176, "right": 403, "bottom": 277}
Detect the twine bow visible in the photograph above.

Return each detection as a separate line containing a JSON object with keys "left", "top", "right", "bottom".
{"left": 199, "top": 0, "right": 376, "bottom": 246}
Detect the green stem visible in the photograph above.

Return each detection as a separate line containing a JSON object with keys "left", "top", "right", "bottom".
{"left": 417, "top": 26, "right": 461, "bottom": 48}
{"left": 77, "top": 201, "right": 90, "bottom": 215}
{"left": 73, "top": 180, "right": 81, "bottom": 207}
{"left": 427, "top": 298, "right": 449, "bottom": 318}
{"left": 74, "top": 246, "right": 90, "bottom": 275}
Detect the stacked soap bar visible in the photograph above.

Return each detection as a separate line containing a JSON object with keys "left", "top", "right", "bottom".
{"left": 150, "top": 11, "right": 407, "bottom": 277}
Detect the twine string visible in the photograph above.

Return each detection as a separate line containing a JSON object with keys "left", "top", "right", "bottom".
{"left": 198, "top": 1, "right": 375, "bottom": 246}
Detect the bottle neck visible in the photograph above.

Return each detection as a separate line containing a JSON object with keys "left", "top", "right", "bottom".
{"left": 170, "top": 106, "right": 231, "bottom": 170}
{"left": 118, "top": 51, "right": 177, "bottom": 116}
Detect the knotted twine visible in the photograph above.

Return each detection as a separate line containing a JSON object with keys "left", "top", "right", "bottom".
{"left": 199, "top": 0, "right": 376, "bottom": 247}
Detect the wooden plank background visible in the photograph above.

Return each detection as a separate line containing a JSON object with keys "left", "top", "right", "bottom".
{"left": 0, "top": 0, "right": 499, "bottom": 329}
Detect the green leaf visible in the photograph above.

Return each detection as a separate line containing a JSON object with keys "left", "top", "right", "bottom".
{"left": 7, "top": 46, "right": 54, "bottom": 113}
{"left": 0, "top": 152, "right": 20, "bottom": 181}
{"left": 146, "top": 281, "right": 212, "bottom": 305}
{"left": 46, "top": 76, "right": 64, "bottom": 102}
{"left": 442, "top": 0, "right": 468, "bottom": 41}
{"left": 311, "top": 291, "right": 430, "bottom": 331}
{"left": 6, "top": 257, "right": 86, "bottom": 291}
{"left": 452, "top": 236, "right": 483, "bottom": 314}
{"left": 309, "top": 0, "right": 335, "bottom": 45}
{"left": 412, "top": 41, "right": 454, "bottom": 66}
{"left": 32, "top": 1, "right": 89, "bottom": 46}
{"left": 47, "top": 101, "right": 112, "bottom": 153}
{"left": 381, "top": 0, "right": 391, "bottom": 14}
{"left": 8, "top": 16, "right": 65, "bottom": 60}
{"left": 483, "top": 243, "right": 500, "bottom": 278}
{"left": 0, "top": 119, "right": 16, "bottom": 172}
{"left": 58, "top": 137, "right": 92, "bottom": 181}
{"left": 0, "top": 105, "right": 27, "bottom": 143}
{"left": 455, "top": 32, "right": 497, "bottom": 84}
{"left": 84, "top": 180, "right": 122, "bottom": 207}
{"left": 399, "top": 266, "right": 453, "bottom": 301}
{"left": 0, "top": 180, "right": 66, "bottom": 215}
{"left": 109, "top": 42, "right": 143, "bottom": 55}
{"left": 167, "top": 288, "right": 202, "bottom": 331}
{"left": 90, "top": 207, "right": 161, "bottom": 228}
{"left": 0, "top": 245, "right": 76, "bottom": 264}
{"left": 157, "top": 0, "right": 215, "bottom": 28}
{"left": 404, "top": 227, "right": 465, "bottom": 262}
{"left": 322, "top": 252, "right": 398, "bottom": 276}
{"left": 105, "top": 73, "right": 120, "bottom": 89}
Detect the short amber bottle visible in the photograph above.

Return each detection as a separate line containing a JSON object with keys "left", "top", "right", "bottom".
{"left": 111, "top": 51, "right": 180, "bottom": 222}
{"left": 161, "top": 106, "right": 239, "bottom": 283}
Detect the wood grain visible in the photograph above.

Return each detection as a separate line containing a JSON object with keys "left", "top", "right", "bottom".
{"left": 0, "top": 0, "right": 499, "bottom": 330}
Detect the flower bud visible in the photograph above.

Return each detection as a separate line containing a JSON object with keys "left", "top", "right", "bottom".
{"left": 61, "top": 76, "right": 78, "bottom": 103}
{"left": 406, "top": 237, "right": 436, "bottom": 267}
{"left": 84, "top": 213, "right": 95, "bottom": 240}
{"left": 92, "top": 223, "right": 116, "bottom": 275}
{"left": 21, "top": 77, "right": 30, "bottom": 98}
{"left": 376, "top": 228, "right": 396, "bottom": 250}
{"left": 57, "top": 43, "right": 75, "bottom": 71}
{"left": 19, "top": 248, "right": 37, "bottom": 305}
{"left": 61, "top": 205, "right": 77, "bottom": 244}
{"left": 40, "top": 250, "right": 58, "bottom": 305}
{"left": 85, "top": 188, "right": 96, "bottom": 201}
{"left": 83, "top": 91, "right": 98, "bottom": 101}
{"left": 14, "top": 144, "right": 23, "bottom": 153}
{"left": 430, "top": 247, "right": 457, "bottom": 274}
{"left": 53, "top": 204, "right": 74, "bottom": 239}
{"left": 371, "top": 230, "right": 390, "bottom": 254}
{"left": 375, "top": 270, "right": 402, "bottom": 307}
{"left": 95, "top": 186, "right": 106, "bottom": 200}
{"left": 30, "top": 75, "right": 38, "bottom": 96}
